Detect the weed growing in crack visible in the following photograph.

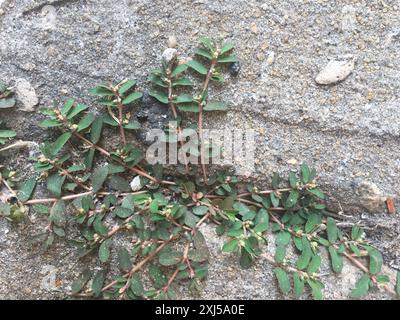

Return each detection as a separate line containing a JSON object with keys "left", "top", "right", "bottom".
{"left": 0, "top": 37, "right": 399, "bottom": 300}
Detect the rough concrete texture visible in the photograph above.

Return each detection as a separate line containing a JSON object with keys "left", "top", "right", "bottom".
{"left": 0, "top": 0, "right": 399, "bottom": 299}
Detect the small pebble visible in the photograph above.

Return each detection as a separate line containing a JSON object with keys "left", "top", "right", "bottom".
{"left": 229, "top": 61, "right": 241, "bottom": 76}
{"left": 130, "top": 176, "right": 142, "bottom": 191}
{"left": 250, "top": 23, "right": 258, "bottom": 34}
{"left": 315, "top": 59, "right": 354, "bottom": 85}
{"left": 266, "top": 51, "right": 275, "bottom": 65}
{"left": 161, "top": 48, "right": 177, "bottom": 64}
{"left": 167, "top": 35, "right": 177, "bottom": 48}
{"left": 15, "top": 78, "right": 38, "bottom": 112}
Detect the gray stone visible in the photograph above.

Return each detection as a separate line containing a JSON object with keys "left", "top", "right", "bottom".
{"left": 355, "top": 180, "right": 386, "bottom": 213}
{"left": 161, "top": 48, "right": 178, "bottom": 65}
{"left": 14, "top": 78, "right": 38, "bottom": 112}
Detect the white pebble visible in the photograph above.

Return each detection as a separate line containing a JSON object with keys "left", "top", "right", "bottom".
{"left": 15, "top": 78, "right": 38, "bottom": 112}
{"left": 315, "top": 59, "right": 354, "bottom": 85}
{"left": 161, "top": 48, "right": 177, "bottom": 64}
{"left": 130, "top": 176, "right": 142, "bottom": 191}
{"left": 167, "top": 35, "right": 177, "bottom": 48}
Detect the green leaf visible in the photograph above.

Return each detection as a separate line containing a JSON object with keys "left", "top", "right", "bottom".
{"left": 308, "top": 188, "right": 325, "bottom": 199}
{"left": 239, "top": 248, "right": 253, "bottom": 269}
{"left": 276, "top": 230, "right": 291, "bottom": 246}
{"left": 148, "top": 265, "right": 167, "bottom": 289}
{"left": 99, "top": 239, "right": 112, "bottom": 263}
{"left": 328, "top": 246, "right": 343, "bottom": 273}
{"left": 297, "top": 237, "right": 312, "bottom": 270}
{"left": 84, "top": 149, "right": 95, "bottom": 171}
{"left": 189, "top": 230, "right": 209, "bottom": 262}
{"left": 113, "top": 206, "right": 133, "bottom": 219}
{"left": 349, "top": 243, "right": 361, "bottom": 256}
{"left": 71, "top": 269, "right": 92, "bottom": 294}
{"left": 118, "top": 248, "right": 132, "bottom": 272}
{"left": 368, "top": 248, "right": 383, "bottom": 275}
{"left": 149, "top": 74, "right": 167, "bottom": 87}
{"left": 49, "top": 200, "right": 66, "bottom": 227}
{"left": 149, "top": 199, "right": 159, "bottom": 214}
{"left": 32, "top": 204, "right": 49, "bottom": 215}
{"left": 172, "top": 78, "right": 193, "bottom": 87}
{"left": 90, "top": 116, "right": 103, "bottom": 144}
{"left": 289, "top": 171, "right": 298, "bottom": 189}
{"left": 0, "top": 130, "right": 16, "bottom": 139}
{"left": 109, "top": 175, "right": 131, "bottom": 192}
{"left": 186, "top": 60, "right": 208, "bottom": 75}
{"left": 130, "top": 273, "right": 144, "bottom": 296}
{"left": 159, "top": 249, "right": 182, "bottom": 266}
{"left": 39, "top": 119, "right": 62, "bottom": 128}
{"left": 375, "top": 275, "right": 390, "bottom": 284}
{"left": 220, "top": 42, "right": 234, "bottom": 55}
{"left": 175, "top": 94, "right": 193, "bottom": 104}
{"left": 122, "top": 92, "right": 143, "bottom": 105}
{"left": 47, "top": 173, "right": 66, "bottom": 198}
{"left": 316, "top": 237, "right": 330, "bottom": 247}
{"left": 184, "top": 210, "right": 200, "bottom": 228}
{"left": 67, "top": 104, "right": 88, "bottom": 119}
{"left": 351, "top": 225, "right": 363, "bottom": 241}
{"left": 0, "top": 97, "right": 16, "bottom": 109}
{"left": 89, "top": 85, "right": 113, "bottom": 97}
{"left": 222, "top": 239, "right": 238, "bottom": 253}
{"left": 255, "top": 208, "right": 269, "bottom": 225}
{"left": 307, "top": 254, "right": 321, "bottom": 274}
{"left": 305, "top": 213, "right": 321, "bottom": 233}
{"left": 195, "top": 48, "right": 212, "bottom": 60}
{"left": 326, "top": 217, "right": 338, "bottom": 244}
{"left": 91, "top": 165, "right": 109, "bottom": 192}
{"left": 285, "top": 190, "right": 299, "bottom": 208}
{"left": 192, "top": 205, "right": 208, "bottom": 216}
{"left": 77, "top": 113, "right": 95, "bottom": 132}
{"left": 199, "top": 36, "right": 214, "bottom": 51}
{"left": 350, "top": 273, "right": 370, "bottom": 299}
{"left": 274, "top": 245, "right": 286, "bottom": 263}
{"left": 50, "top": 132, "right": 72, "bottom": 156}
{"left": 92, "top": 270, "right": 106, "bottom": 297}
{"left": 272, "top": 172, "right": 281, "bottom": 189}
{"left": 254, "top": 222, "right": 268, "bottom": 233}
{"left": 270, "top": 192, "right": 280, "bottom": 207}
{"left": 53, "top": 225, "right": 65, "bottom": 237}
{"left": 93, "top": 215, "right": 108, "bottom": 236}
{"left": 274, "top": 267, "right": 290, "bottom": 295}
{"left": 301, "top": 163, "right": 311, "bottom": 183}
{"left": 67, "top": 164, "right": 85, "bottom": 173}
{"left": 204, "top": 101, "right": 227, "bottom": 111}
{"left": 118, "top": 80, "right": 136, "bottom": 95}
{"left": 293, "top": 272, "right": 305, "bottom": 299}
{"left": 18, "top": 177, "right": 36, "bottom": 202}
{"left": 61, "top": 98, "right": 75, "bottom": 115}
{"left": 217, "top": 55, "right": 239, "bottom": 63}
{"left": 171, "top": 64, "right": 188, "bottom": 77}
{"left": 124, "top": 120, "right": 141, "bottom": 130}
{"left": 252, "top": 194, "right": 263, "bottom": 203}
{"left": 149, "top": 90, "right": 168, "bottom": 104}
{"left": 306, "top": 279, "right": 323, "bottom": 300}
